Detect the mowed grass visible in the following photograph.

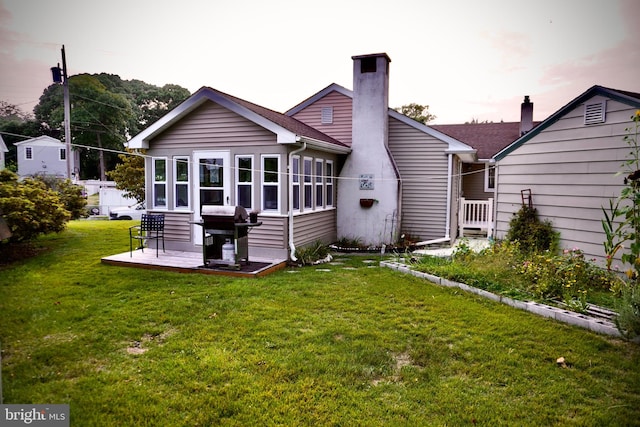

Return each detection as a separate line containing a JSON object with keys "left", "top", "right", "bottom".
{"left": 1, "top": 221, "right": 639, "bottom": 426}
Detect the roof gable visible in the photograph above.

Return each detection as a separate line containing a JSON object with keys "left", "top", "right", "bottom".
{"left": 128, "top": 87, "right": 349, "bottom": 153}
{"left": 287, "top": 83, "right": 475, "bottom": 158}
{"left": 14, "top": 135, "right": 63, "bottom": 147}
{"left": 494, "top": 85, "right": 640, "bottom": 161}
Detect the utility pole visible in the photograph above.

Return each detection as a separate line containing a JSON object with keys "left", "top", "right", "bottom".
{"left": 51, "top": 45, "right": 73, "bottom": 179}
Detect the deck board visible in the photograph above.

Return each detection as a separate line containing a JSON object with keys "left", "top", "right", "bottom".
{"left": 101, "top": 249, "right": 287, "bottom": 278}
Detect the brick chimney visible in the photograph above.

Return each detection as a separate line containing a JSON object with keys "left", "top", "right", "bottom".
{"left": 520, "top": 95, "right": 533, "bottom": 136}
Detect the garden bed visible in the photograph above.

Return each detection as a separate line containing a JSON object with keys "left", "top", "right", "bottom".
{"left": 381, "top": 260, "right": 621, "bottom": 337}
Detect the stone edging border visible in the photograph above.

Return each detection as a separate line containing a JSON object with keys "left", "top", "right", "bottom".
{"left": 380, "top": 260, "right": 621, "bottom": 337}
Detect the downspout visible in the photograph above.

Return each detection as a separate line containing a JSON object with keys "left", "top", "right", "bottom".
{"left": 288, "top": 141, "right": 307, "bottom": 262}
{"left": 414, "top": 153, "right": 454, "bottom": 248}
{"left": 444, "top": 153, "right": 453, "bottom": 240}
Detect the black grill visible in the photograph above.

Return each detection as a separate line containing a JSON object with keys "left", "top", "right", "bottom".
{"left": 194, "top": 205, "right": 260, "bottom": 269}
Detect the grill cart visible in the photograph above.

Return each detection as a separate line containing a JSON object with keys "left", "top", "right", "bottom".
{"left": 192, "top": 205, "right": 262, "bottom": 269}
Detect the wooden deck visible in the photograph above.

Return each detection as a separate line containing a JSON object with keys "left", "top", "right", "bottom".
{"left": 101, "top": 249, "right": 288, "bottom": 278}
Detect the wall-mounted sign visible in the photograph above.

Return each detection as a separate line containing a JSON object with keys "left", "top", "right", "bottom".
{"left": 359, "top": 174, "right": 374, "bottom": 190}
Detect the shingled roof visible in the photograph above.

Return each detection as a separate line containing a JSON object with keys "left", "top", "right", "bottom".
{"left": 208, "top": 87, "right": 348, "bottom": 148}
{"left": 431, "top": 122, "right": 538, "bottom": 160}
{"left": 128, "top": 86, "right": 349, "bottom": 152}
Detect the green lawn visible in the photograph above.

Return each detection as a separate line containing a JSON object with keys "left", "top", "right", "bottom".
{"left": 1, "top": 220, "right": 639, "bottom": 426}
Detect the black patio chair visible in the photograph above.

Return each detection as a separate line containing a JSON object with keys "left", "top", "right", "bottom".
{"left": 129, "top": 214, "right": 165, "bottom": 257}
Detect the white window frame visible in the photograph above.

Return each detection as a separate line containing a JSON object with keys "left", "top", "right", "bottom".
{"left": 59, "top": 148, "right": 66, "bottom": 161}
{"left": 25, "top": 147, "right": 33, "bottom": 160}
{"left": 303, "top": 157, "right": 313, "bottom": 210}
{"left": 173, "top": 156, "right": 190, "bottom": 209}
{"left": 315, "top": 159, "right": 324, "bottom": 208}
{"left": 326, "top": 160, "right": 334, "bottom": 207}
{"left": 152, "top": 157, "right": 168, "bottom": 209}
{"left": 292, "top": 155, "right": 300, "bottom": 211}
{"left": 236, "top": 155, "right": 254, "bottom": 211}
{"left": 484, "top": 163, "right": 496, "bottom": 193}
{"left": 261, "top": 154, "right": 280, "bottom": 212}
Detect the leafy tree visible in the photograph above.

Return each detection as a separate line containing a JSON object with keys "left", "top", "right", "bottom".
{"left": 33, "top": 174, "right": 87, "bottom": 219}
{"left": 0, "top": 101, "right": 43, "bottom": 170}
{"left": 394, "top": 103, "right": 436, "bottom": 124}
{"left": 0, "top": 169, "right": 70, "bottom": 242}
{"left": 35, "top": 74, "right": 134, "bottom": 180}
{"left": 33, "top": 74, "right": 190, "bottom": 180}
{"left": 106, "top": 150, "right": 146, "bottom": 203}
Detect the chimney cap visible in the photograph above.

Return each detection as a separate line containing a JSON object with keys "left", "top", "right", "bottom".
{"left": 352, "top": 53, "right": 391, "bottom": 63}
{"left": 523, "top": 95, "right": 531, "bottom": 104}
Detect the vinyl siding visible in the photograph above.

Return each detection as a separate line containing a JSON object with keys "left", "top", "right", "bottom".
{"left": 293, "top": 209, "right": 337, "bottom": 247}
{"left": 462, "top": 163, "right": 494, "bottom": 200}
{"left": 495, "top": 96, "right": 635, "bottom": 262}
{"left": 144, "top": 100, "right": 291, "bottom": 254}
{"left": 152, "top": 102, "right": 277, "bottom": 150}
{"left": 289, "top": 91, "right": 353, "bottom": 146}
{"left": 147, "top": 210, "right": 192, "bottom": 242}
{"left": 246, "top": 215, "right": 288, "bottom": 249}
{"left": 388, "top": 117, "right": 450, "bottom": 241}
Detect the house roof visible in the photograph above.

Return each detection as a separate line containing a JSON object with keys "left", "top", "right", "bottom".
{"left": 494, "top": 85, "right": 640, "bottom": 161}
{"left": 13, "top": 135, "right": 63, "bottom": 146}
{"left": 128, "top": 87, "right": 350, "bottom": 154}
{"left": 286, "top": 83, "right": 477, "bottom": 161}
{"left": 431, "top": 122, "right": 539, "bottom": 160}
{"left": 0, "top": 135, "right": 7, "bottom": 153}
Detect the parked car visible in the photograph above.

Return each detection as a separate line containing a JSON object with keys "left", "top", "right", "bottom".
{"left": 109, "top": 202, "right": 146, "bottom": 220}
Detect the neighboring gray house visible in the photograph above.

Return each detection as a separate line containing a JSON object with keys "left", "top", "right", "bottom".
{"left": 493, "top": 86, "right": 640, "bottom": 264}
{"left": 14, "top": 135, "right": 68, "bottom": 178}
{"left": 0, "top": 134, "right": 8, "bottom": 170}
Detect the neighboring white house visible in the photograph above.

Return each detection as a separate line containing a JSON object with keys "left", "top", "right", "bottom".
{"left": 0, "top": 134, "right": 8, "bottom": 170}
{"left": 493, "top": 85, "right": 640, "bottom": 264}
{"left": 14, "top": 136, "right": 69, "bottom": 178}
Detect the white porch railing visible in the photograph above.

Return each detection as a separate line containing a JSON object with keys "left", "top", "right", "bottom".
{"left": 459, "top": 198, "right": 493, "bottom": 237}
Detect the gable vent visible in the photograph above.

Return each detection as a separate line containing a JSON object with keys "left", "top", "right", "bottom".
{"left": 584, "top": 101, "right": 606, "bottom": 125}
{"left": 321, "top": 106, "right": 333, "bottom": 124}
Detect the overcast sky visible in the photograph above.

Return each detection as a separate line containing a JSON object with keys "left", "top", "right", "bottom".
{"left": 1, "top": 0, "right": 638, "bottom": 124}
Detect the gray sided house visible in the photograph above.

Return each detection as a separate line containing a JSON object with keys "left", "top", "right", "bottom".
{"left": 14, "top": 136, "right": 68, "bottom": 178}
{"left": 0, "top": 135, "right": 8, "bottom": 170}
{"left": 494, "top": 86, "right": 640, "bottom": 263}
{"left": 126, "top": 86, "right": 350, "bottom": 260}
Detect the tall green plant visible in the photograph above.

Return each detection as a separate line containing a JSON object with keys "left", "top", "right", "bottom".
{"left": 506, "top": 205, "right": 558, "bottom": 254}
{"left": 602, "top": 111, "right": 640, "bottom": 282}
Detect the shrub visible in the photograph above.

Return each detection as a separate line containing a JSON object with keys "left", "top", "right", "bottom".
{"left": 506, "top": 205, "right": 558, "bottom": 254}
{"left": 33, "top": 174, "right": 87, "bottom": 219}
{"left": 615, "top": 284, "right": 640, "bottom": 340}
{"left": 519, "top": 248, "right": 617, "bottom": 308}
{"left": 294, "top": 241, "right": 331, "bottom": 266}
{"left": 0, "top": 170, "right": 70, "bottom": 242}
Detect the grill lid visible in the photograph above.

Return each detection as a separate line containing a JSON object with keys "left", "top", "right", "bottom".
{"left": 201, "top": 205, "right": 248, "bottom": 222}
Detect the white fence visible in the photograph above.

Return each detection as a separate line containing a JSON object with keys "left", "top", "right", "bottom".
{"left": 459, "top": 198, "right": 493, "bottom": 237}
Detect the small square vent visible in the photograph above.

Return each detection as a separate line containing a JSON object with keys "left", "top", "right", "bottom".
{"left": 584, "top": 101, "right": 606, "bottom": 125}
{"left": 321, "top": 106, "right": 333, "bottom": 124}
